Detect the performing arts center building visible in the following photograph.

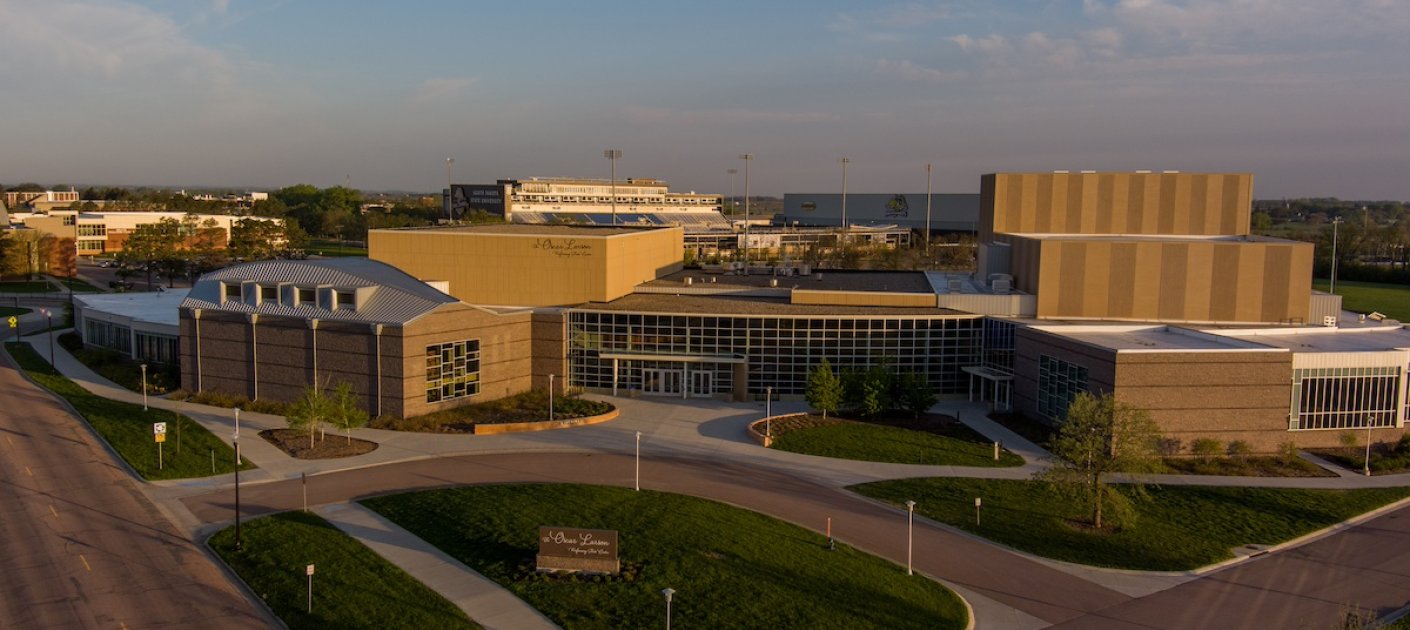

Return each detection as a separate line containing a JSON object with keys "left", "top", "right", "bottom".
{"left": 147, "top": 172, "right": 1410, "bottom": 452}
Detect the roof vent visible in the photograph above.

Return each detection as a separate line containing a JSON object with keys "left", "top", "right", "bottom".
{"left": 769, "top": 278, "right": 779, "bottom": 288}
{"left": 684, "top": 277, "right": 693, "bottom": 286}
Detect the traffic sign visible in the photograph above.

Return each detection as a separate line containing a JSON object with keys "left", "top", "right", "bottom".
{"left": 155, "top": 433, "right": 166, "bottom": 443}
{"left": 306, "top": 564, "right": 315, "bottom": 576}
{"left": 153, "top": 422, "right": 167, "bottom": 435}
{"left": 6, "top": 316, "right": 15, "bottom": 329}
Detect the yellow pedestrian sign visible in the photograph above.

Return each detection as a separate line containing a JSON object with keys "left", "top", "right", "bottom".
{"left": 6, "top": 316, "right": 15, "bottom": 329}
{"left": 155, "top": 433, "right": 167, "bottom": 443}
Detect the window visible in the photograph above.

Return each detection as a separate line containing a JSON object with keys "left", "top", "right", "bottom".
{"left": 260, "top": 285, "right": 277, "bottom": 303}
{"left": 1037, "top": 354, "right": 1088, "bottom": 421}
{"left": 426, "top": 339, "right": 481, "bottom": 403}
{"left": 336, "top": 291, "right": 355, "bottom": 310}
{"left": 224, "top": 283, "right": 242, "bottom": 301}
{"left": 298, "top": 288, "right": 316, "bottom": 306}
{"left": 1290, "top": 366, "right": 1400, "bottom": 430}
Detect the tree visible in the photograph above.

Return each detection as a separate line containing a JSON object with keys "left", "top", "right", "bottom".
{"left": 805, "top": 359, "right": 842, "bottom": 419}
{"left": 119, "top": 218, "right": 182, "bottom": 288}
{"left": 328, "top": 381, "right": 369, "bottom": 445}
{"left": 897, "top": 372, "right": 937, "bottom": 418}
{"left": 1036, "top": 392, "right": 1163, "bottom": 530}
{"left": 843, "top": 364, "right": 894, "bottom": 416}
{"left": 229, "top": 218, "right": 289, "bottom": 261}
{"left": 286, "top": 384, "right": 334, "bottom": 450}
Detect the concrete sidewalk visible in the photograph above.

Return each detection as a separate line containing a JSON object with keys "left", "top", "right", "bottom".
{"left": 315, "top": 503, "right": 559, "bottom": 630}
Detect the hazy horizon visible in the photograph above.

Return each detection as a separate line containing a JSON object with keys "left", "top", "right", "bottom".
{"left": 2, "top": 1, "right": 1407, "bottom": 200}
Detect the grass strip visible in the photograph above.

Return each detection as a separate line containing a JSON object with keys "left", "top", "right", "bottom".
{"left": 210, "top": 511, "right": 478, "bottom": 630}
{"left": 5, "top": 341, "right": 250, "bottom": 480}
{"left": 851, "top": 477, "right": 1410, "bottom": 571}
{"left": 771, "top": 420, "right": 1024, "bottom": 467}
{"left": 0, "top": 281, "right": 57, "bottom": 293}
{"left": 364, "top": 484, "right": 967, "bottom": 630}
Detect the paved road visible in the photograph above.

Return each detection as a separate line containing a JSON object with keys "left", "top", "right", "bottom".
{"left": 181, "top": 451, "right": 1131, "bottom": 626}
{"left": 0, "top": 359, "right": 271, "bottom": 629}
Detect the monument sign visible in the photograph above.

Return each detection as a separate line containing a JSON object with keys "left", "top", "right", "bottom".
{"left": 536, "top": 526, "right": 620, "bottom": 574}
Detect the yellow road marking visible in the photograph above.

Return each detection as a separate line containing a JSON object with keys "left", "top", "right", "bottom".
{"left": 79, "top": 555, "right": 91, "bottom": 572}
{"left": 24, "top": 466, "right": 32, "bottom": 476}
{"left": 48, "top": 504, "right": 57, "bottom": 517}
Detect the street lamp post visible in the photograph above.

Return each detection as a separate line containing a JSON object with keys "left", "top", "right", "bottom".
{"left": 1331, "top": 216, "right": 1344, "bottom": 295}
{"left": 140, "top": 363, "right": 149, "bottom": 411}
{"left": 548, "top": 374, "right": 555, "bottom": 422}
{"left": 662, "top": 588, "right": 675, "bottom": 630}
{"left": 1365, "top": 421, "right": 1374, "bottom": 477}
{"left": 726, "top": 168, "right": 738, "bottom": 214}
{"left": 45, "top": 309, "right": 54, "bottom": 364}
{"left": 234, "top": 408, "right": 243, "bottom": 551}
{"left": 925, "top": 163, "right": 933, "bottom": 254}
{"left": 739, "top": 154, "right": 754, "bottom": 268}
{"left": 635, "top": 430, "right": 642, "bottom": 491}
{"left": 839, "top": 157, "right": 851, "bottom": 238}
{"left": 905, "top": 499, "right": 916, "bottom": 576}
{"left": 445, "top": 158, "right": 455, "bottom": 222}
{"left": 765, "top": 386, "right": 772, "bottom": 438}
{"left": 604, "top": 149, "right": 622, "bottom": 224}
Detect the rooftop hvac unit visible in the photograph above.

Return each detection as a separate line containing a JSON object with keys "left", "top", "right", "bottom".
{"left": 769, "top": 278, "right": 779, "bottom": 287}
{"left": 684, "top": 277, "right": 693, "bottom": 286}
{"left": 992, "top": 279, "right": 1011, "bottom": 294}
{"left": 947, "top": 278, "right": 964, "bottom": 293}
{"left": 1369, "top": 312, "right": 1386, "bottom": 321}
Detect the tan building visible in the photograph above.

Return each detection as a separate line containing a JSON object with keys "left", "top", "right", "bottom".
{"left": 369, "top": 224, "right": 683, "bottom": 307}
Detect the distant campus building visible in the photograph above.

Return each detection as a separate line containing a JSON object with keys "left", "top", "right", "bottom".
{"left": 67, "top": 170, "right": 1409, "bottom": 453}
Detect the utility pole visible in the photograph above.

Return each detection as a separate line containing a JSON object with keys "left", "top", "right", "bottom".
{"left": 604, "top": 149, "right": 622, "bottom": 225}
{"left": 840, "top": 157, "right": 851, "bottom": 241}
{"left": 739, "top": 154, "right": 753, "bottom": 268}
{"left": 726, "top": 168, "right": 738, "bottom": 214}
{"left": 925, "top": 163, "right": 933, "bottom": 254}
{"left": 445, "top": 157, "right": 455, "bottom": 222}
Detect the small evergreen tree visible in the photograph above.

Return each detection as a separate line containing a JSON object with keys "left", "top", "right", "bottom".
{"left": 805, "top": 359, "right": 842, "bottom": 419}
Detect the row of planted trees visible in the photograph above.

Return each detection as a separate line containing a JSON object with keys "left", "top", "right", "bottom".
{"left": 285, "top": 382, "right": 370, "bottom": 449}
{"left": 803, "top": 358, "right": 937, "bottom": 419}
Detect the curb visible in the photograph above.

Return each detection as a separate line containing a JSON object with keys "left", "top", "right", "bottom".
{"left": 472, "top": 407, "right": 620, "bottom": 434}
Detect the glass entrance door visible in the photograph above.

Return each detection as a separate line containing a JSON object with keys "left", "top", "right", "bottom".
{"left": 689, "top": 371, "right": 713, "bottom": 397}
{"left": 642, "top": 369, "right": 683, "bottom": 396}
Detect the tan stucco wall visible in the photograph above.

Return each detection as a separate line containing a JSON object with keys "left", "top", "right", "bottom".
{"left": 1010, "top": 236, "right": 1313, "bottom": 324}
{"left": 369, "top": 227, "right": 683, "bottom": 307}
{"left": 791, "top": 289, "right": 937, "bottom": 308}
{"left": 980, "top": 172, "right": 1253, "bottom": 242}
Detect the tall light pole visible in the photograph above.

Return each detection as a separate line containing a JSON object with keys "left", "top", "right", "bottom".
{"left": 905, "top": 499, "right": 916, "bottom": 576}
{"left": 662, "top": 588, "right": 675, "bottom": 630}
{"left": 140, "top": 363, "right": 149, "bottom": 411}
{"left": 765, "top": 386, "right": 772, "bottom": 438}
{"left": 635, "top": 430, "right": 642, "bottom": 491}
{"left": 1365, "top": 420, "right": 1374, "bottom": 477}
{"left": 234, "top": 407, "right": 243, "bottom": 552}
{"left": 839, "top": 157, "right": 851, "bottom": 241}
{"left": 726, "top": 168, "right": 738, "bottom": 214}
{"left": 740, "top": 154, "right": 754, "bottom": 267}
{"left": 1331, "top": 216, "right": 1344, "bottom": 295}
{"left": 925, "top": 163, "right": 933, "bottom": 254}
{"left": 445, "top": 157, "right": 455, "bottom": 222}
{"left": 604, "top": 149, "right": 622, "bottom": 225}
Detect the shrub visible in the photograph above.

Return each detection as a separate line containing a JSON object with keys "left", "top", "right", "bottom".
{"left": 1191, "top": 438, "right": 1223, "bottom": 463}
{"left": 1227, "top": 440, "right": 1253, "bottom": 460}
{"left": 1339, "top": 431, "right": 1359, "bottom": 449}
{"left": 1278, "top": 440, "right": 1301, "bottom": 463}
{"left": 1157, "top": 438, "right": 1183, "bottom": 457}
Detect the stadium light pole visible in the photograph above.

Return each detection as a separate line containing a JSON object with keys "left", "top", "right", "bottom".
{"left": 739, "top": 154, "right": 754, "bottom": 268}
{"left": 604, "top": 149, "right": 622, "bottom": 225}
{"left": 840, "top": 157, "right": 851, "bottom": 241}
{"left": 445, "top": 157, "right": 454, "bottom": 222}
{"left": 1330, "top": 216, "right": 1343, "bottom": 295}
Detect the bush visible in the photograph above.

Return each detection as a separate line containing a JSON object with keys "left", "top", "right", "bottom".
{"left": 1191, "top": 438, "right": 1223, "bottom": 463}
{"left": 1227, "top": 440, "right": 1253, "bottom": 460}
{"left": 1339, "top": 431, "right": 1359, "bottom": 448}
{"left": 1157, "top": 438, "right": 1183, "bottom": 457}
{"left": 1279, "top": 440, "right": 1301, "bottom": 463}
{"left": 182, "top": 389, "right": 290, "bottom": 415}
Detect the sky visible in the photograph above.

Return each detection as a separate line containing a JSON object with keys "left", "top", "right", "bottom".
{"left": 1, "top": 0, "right": 1407, "bottom": 199}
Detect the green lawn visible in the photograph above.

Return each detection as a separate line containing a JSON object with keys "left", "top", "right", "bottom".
{"left": 308, "top": 239, "right": 368, "bottom": 257}
{"left": 1314, "top": 279, "right": 1410, "bottom": 322}
{"left": 364, "top": 484, "right": 967, "bottom": 630}
{"left": 5, "top": 342, "right": 251, "bottom": 480}
{"left": 771, "top": 418, "right": 1024, "bottom": 467}
{"left": 210, "top": 511, "right": 478, "bottom": 630}
{"left": 50, "top": 275, "right": 104, "bottom": 293}
{"left": 0, "top": 280, "right": 56, "bottom": 293}
{"left": 851, "top": 478, "right": 1410, "bottom": 571}
{"left": 58, "top": 332, "right": 180, "bottom": 394}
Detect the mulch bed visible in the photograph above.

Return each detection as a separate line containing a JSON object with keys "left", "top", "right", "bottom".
{"left": 259, "top": 428, "right": 378, "bottom": 459}
{"left": 769, "top": 412, "right": 974, "bottom": 438}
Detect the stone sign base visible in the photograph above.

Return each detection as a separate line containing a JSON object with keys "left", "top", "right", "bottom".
{"left": 535, "top": 555, "right": 621, "bottom": 575}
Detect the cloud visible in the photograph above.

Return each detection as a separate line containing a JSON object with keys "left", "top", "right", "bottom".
{"left": 875, "top": 59, "right": 967, "bottom": 82}
{"left": 211, "top": 0, "right": 230, "bottom": 14}
{"left": 623, "top": 106, "right": 838, "bottom": 126}
{"left": 409, "top": 77, "right": 477, "bottom": 104}
{"left": 831, "top": 2, "right": 951, "bottom": 41}
{"left": 949, "top": 34, "right": 1010, "bottom": 55}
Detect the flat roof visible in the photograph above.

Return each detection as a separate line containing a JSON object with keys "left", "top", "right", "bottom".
{"left": 372, "top": 224, "right": 666, "bottom": 237}
{"left": 75, "top": 290, "right": 189, "bottom": 327}
{"left": 574, "top": 293, "right": 970, "bottom": 317}
{"left": 1031, "top": 324, "right": 1278, "bottom": 352}
{"left": 1207, "top": 325, "right": 1410, "bottom": 353}
{"left": 1004, "top": 233, "right": 1300, "bottom": 245}
{"left": 644, "top": 269, "right": 933, "bottom": 293}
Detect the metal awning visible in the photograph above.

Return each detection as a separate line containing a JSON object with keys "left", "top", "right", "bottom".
{"left": 962, "top": 366, "right": 1013, "bottom": 381}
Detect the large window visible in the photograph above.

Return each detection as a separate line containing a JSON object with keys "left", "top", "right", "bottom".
{"left": 566, "top": 310, "right": 982, "bottom": 396}
{"left": 1037, "top": 354, "right": 1088, "bottom": 421}
{"left": 1290, "top": 367, "right": 1400, "bottom": 430}
{"left": 426, "top": 339, "right": 480, "bottom": 403}
{"left": 135, "top": 332, "right": 178, "bottom": 364}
